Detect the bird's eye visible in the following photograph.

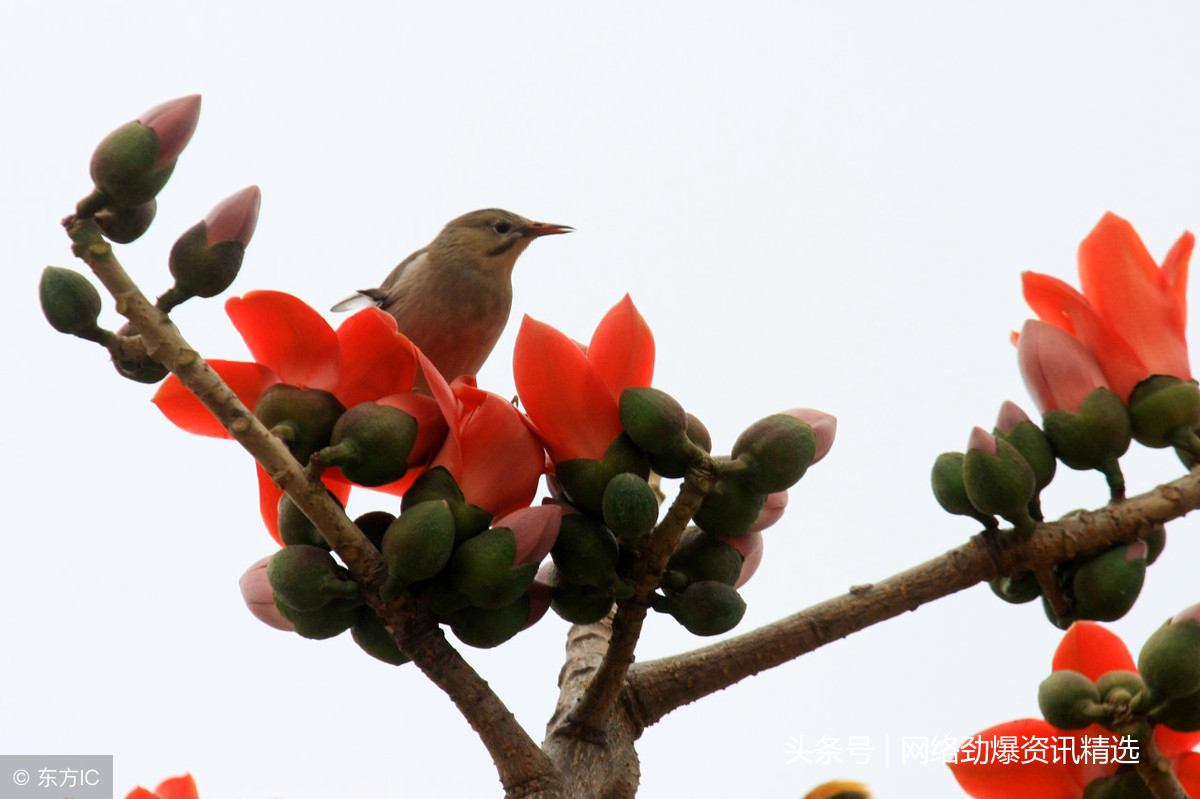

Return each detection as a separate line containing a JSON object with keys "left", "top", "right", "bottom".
{"left": 492, "top": 221, "right": 513, "bottom": 235}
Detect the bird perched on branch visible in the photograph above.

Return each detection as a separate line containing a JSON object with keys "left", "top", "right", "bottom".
{"left": 332, "top": 208, "right": 571, "bottom": 384}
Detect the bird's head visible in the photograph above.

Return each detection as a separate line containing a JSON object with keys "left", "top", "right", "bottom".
{"left": 434, "top": 208, "right": 572, "bottom": 276}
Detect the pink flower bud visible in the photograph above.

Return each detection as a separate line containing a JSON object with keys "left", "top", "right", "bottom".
{"left": 967, "top": 426, "right": 998, "bottom": 456}
{"left": 204, "top": 185, "right": 261, "bottom": 246}
{"left": 496, "top": 504, "right": 563, "bottom": 565}
{"left": 995, "top": 400, "right": 1032, "bottom": 433}
{"left": 721, "top": 530, "right": 764, "bottom": 588}
{"left": 1173, "top": 602, "right": 1200, "bottom": 625}
{"left": 524, "top": 580, "right": 553, "bottom": 630}
{"left": 138, "top": 94, "right": 201, "bottom": 168}
{"left": 239, "top": 555, "right": 293, "bottom": 631}
{"left": 1017, "top": 319, "right": 1110, "bottom": 414}
{"left": 748, "top": 490, "right": 788, "bottom": 533}
{"left": 784, "top": 408, "right": 836, "bottom": 463}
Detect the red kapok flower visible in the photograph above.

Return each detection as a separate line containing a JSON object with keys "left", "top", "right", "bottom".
{"left": 514, "top": 294, "right": 654, "bottom": 463}
{"left": 949, "top": 622, "right": 1200, "bottom": 798}
{"left": 1022, "top": 212, "right": 1194, "bottom": 401}
{"left": 126, "top": 773, "right": 199, "bottom": 799}
{"left": 152, "top": 291, "right": 421, "bottom": 540}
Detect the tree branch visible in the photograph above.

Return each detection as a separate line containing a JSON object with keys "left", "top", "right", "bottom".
{"left": 625, "top": 468, "right": 1200, "bottom": 729}
{"left": 64, "top": 215, "right": 563, "bottom": 797}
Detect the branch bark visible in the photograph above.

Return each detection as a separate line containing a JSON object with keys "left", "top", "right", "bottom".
{"left": 625, "top": 470, "right": 1200, "bottom": 730}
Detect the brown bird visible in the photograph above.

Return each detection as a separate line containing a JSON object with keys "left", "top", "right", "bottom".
{"left": 332, "top": 208, "right": 571, "bottom": 383}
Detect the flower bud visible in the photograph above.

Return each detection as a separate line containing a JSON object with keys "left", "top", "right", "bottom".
{"left": 550, "top": 514, "right": 621, "bottom": 589}
{"left": 274, "top": 596, "right": 360, "bottom": 640}
{"left": 1037, "top": 669, "right": 1100, "bottom": 730}
{"left": 618, "top": 386, "right": 690, "bottom": 455}
{"left": 931, "top": 451, "right": 996, "bottom": 526}
{"left": 692, "top": 476, "right": 767, "bottom": 538}
{"left": 496, "top": 504, "right": 563, "bottom": 566}
{"left": 39, "top": 266, "right": 105, "bottom": 341}
{"left": 1138, "top": 604, "right": 1200, "bottom": 701}
{"left": 1069, "top": 541, "right": 1147, "bottom": 622}
{"left": 353, "top": 510, "right": 394, "bottom": 551}
{"left": 648, "top": 413, "right": 712, "bottom": 478}
{"left": 554, "top": 433, "right": 650, "bottom": 515}
{"left": 994, "top": 401, "right": 1056, "bottom": 495}
{"left": 267, "top": 545, "right": 359, "bottom": 612}
{"left": 1150, "top": 685, "right": 1200, "bottom": 732}
{"left": 450, "top": 527, "right": 538, "bottom": 610}
{"left": 652, "top": 580, "right": 747, "bottom": 636}
{"left": 1127, "top": 375, "right": 1200, "bottom": 449}
{"left": 239, "top": 555, "right": 293, "bottom": 631}
{"left": 962, "top": 428, "right": 1037, "bottom": 532}
{"left": 1042, "top": 387, "right": 1131, "bottom": 484}
{"left": 94, "top": 199, "right": 157, "bottom": 243}
{"left": 785, "top": 408, "right": 837, "bottom": 464}
{"left": 989, "top": 572, "right": 1041, "bottom": 605}
{"left": 254, "top": 385, "right": 345, "bottom": 464}
{"left": 379, "top": 500, "right": 456, "bottom": 600}
{"left": 1017, "top": 319, "right": 1109, "bottom": 414}
{"left": 543, "top": 563, "right": 616, "bottom": 624}
{"left": 748, "top": 491, "right": 788, "bottom": 534}
{"left": 164, "top": 186, "right": 261, "bottom": 304}
{"left": 312, "top": 401, "right": 417, "bottom": 486}
{"left": 601, "top": 472, "right": 660, "bottom": 547}
{"left": 666, "top": 527, "right": 745, "bottom": 587}
{"left": 109, "top": 322, "right": 169, "bottom": 384}
{"left": 445, "top": 593, "right": 532, "bottom": 648}
{"left": 350, "top": 607, "right": 410, "bottom": 666}
{"left": 730, "top": 414, "right": 817, "bottom": 494}
{"left": 1094, "top": 670, "right": 1144, "bottom": 704}
{"left": 89, "top": 95, "right": 200, "bottom": 208}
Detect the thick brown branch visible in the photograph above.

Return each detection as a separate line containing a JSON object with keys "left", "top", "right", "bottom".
{"left": 65, "top": 216, "right": 562, "bottom": 797}
{"left": 561, "top": 460, "right": 715, "bottom": 736}
{"left": 625, "top": 468, "right": 1200, "bottom": 729}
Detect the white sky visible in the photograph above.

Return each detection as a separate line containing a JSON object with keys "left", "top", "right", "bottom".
{"left": 4, "top": 2, "right": 1200, "bottom": 797}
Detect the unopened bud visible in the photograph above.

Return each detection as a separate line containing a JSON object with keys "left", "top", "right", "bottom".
{"left": 962, "top": 428, "right": 1037, "bottom": 532}
{"left": 1139, "top": 604, "right": 1200, "bottom": 701}
{"left": 89, "top": 95, "right": 201, "bottom": 208}
{"left": 39, "top": 266, "right": 106, "bottom": 342}
{"left": 163, "top": 186, "right": 262, "bottom": 307}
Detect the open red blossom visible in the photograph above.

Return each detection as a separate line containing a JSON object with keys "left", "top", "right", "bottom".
{"left": 126, "top": 773, "right": 199, "bottom": 799}
{"left": 950, "top": 622, "right": 1200, "bottom": 798}
{"left": 412, "top": 350, "right": 545, "bottom": 517}
{"left": 151, "top": 291, "right": 422, "bottom": 540}
{"left": 1022, "top": 212, "right": 1194, "bottom": 401}
{"left": 514, "top": 294, "right": 655, "bottom": 463}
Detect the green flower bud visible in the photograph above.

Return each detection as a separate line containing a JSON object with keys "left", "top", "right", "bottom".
{"left": 352, "top": 510, "right": 395, "bottom": 552}
{"left": 619, "top": 386, "right": 690, "bottom": 455}
{"left": 1128, "top": 375, "right": 1200, "bottom": 449}
{"left": 267, "top": 545, "right": 359, "bottom": 612}
{"left": 88, "top": 96, "right": 200, "bottom": 208}
{"left": 550, "top": 514, "right": 620, "bottom": 589}
{"left": 989, "top": 572, "right": 1042, "bottom": 605}
{"left": 545, "top": 564, "right": 616, "bottom": 624}
{"left": 648, "top": 413, "right": 712, "bottom": 478}
{"left": 555, "top": 433, "right": 650, "bottom": 515}
{"left": 450, "top": 527, "right": 538, "bottom": 609}
{"left": 277, "top": 494, "right": 327, "bottom": 549}
{"left": 39, "top": 267, "right": 105, "bottom": 342}
{"left": 275, "top": 595, "right": 359, "bottom": 640}
{"left": 652, "top": 580, "right": 747, "bottom": 636}
{"left": 1037, "top": 669, "right": 1101, "bottom": 730}
{"left": 254, "top": 385, "right": 345, "bottom": 464}
{"left": 931, "top": 451, "right": 997, "bottom": 528}
{"left": 109, "top": 323, "right": 169, "bottom": 384}
{"left": 692, "top": 477, "right": 767, "bottom": 538}
{"left": 601, "top": 472, "right": 660, "bottom": 547}
{"left": 94, "top": 199, "right": 157, "bottom": 243}
{"left": 162, "top": 186, "right": 261, "bottom": 308}
{"left": 1094, "top": 670, "right": 1144, "bottom": 704}
{"left": 1070, "top": 541, "right": 1147, "bottom": 622}
{"left": 1150, "top": 686, "right": 1200, "bottom": 732}
{"left": 446, "top": 593, "right": 532, "bottom": 649}
{"left": 379, "top": 500, "right": 456, "bottom": 600}
{"left": 350, "top": 607, "right": 410, "bottom": 666}
{"left": 402, "top": 466, "right": 465, "bottom": 508}
{"left": 312, "top": 402, "right": 417, "bottom": 486}
{"left": 1139, "top": 605, "right": 1200, "bottom": 701}
{"left": 1042, "top": 387, "right": 1131, "bottom": 483}
{"left": 962, "top": 428, "right": 1037, "bottom": 533}
{"left": 666, "top": 527, "right": 745, "bottom": 588}
{"left": 730, "top": 414, "right": 817, "bottom": 494}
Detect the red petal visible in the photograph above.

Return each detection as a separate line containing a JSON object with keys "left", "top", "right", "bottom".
{"left": 1172, "top": 751, "right": 1200, "bottom": 794}
{"left": 1077, "top": 212, "right": 1190, "bottom": 383}
{"left": 514, "top": 314, "right": 623, "bottom": 462}
{"left": 153, "top": 774, "right": 199, "bottom": 799}
{"left": 1052, "top": 623, "right": 1135, "bottom": 679}
{"left": 1163, "top": 230, "right": 1194, "bottom": 325}
{"left": 333, "top": 308, "right": 418, "bottom": 407}
{"left": 949, "top": 719, "right": 1091, "bottom": 798}
{"left": 151, "top": 360, "right": 277, "bottom": 437}
{"left": 125, "top": 789, "right": 160, "bottom": 799}
{"left": 226, "top": 292, "right": 340, "bottom": 390}
{"left": 1156, "top": 725, "right": 1200, "bottom": 759}
{"left": 1023, "top": 271, "right": 1148, "bottom": 400}
{"left": 587, "top": 294, "right": 655, "bottom": 401}
{"left": 439, "top": 390, "right": 545, "bottom": 516}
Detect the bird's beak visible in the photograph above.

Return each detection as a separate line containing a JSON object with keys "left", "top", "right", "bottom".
{"left": 522, "top": 221, "right": 574, "bottom": 238}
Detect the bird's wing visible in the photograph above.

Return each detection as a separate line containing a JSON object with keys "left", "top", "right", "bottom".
{"left": 329, "top": 248, "right": 428, "bottom": 313}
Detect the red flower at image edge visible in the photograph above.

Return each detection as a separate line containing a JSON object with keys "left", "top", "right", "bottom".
{"left": 1023, "top": 212, "right": 1194, "bottom": 401}
{"left": 126, "top": 773, "right": 198, "bottom": 799}
{"left": 513, "top": 294, "right": 654, "bottom": 463}
{"left": 949, "top": 622, "right": 1200, "bottom": 798}
{"left": 151, "top": 291, "right": 423, "bottom": 541}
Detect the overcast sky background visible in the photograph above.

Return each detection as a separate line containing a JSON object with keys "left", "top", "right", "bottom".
{"left": 4, "top": 2, "right": 1200, "bottom": 797}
